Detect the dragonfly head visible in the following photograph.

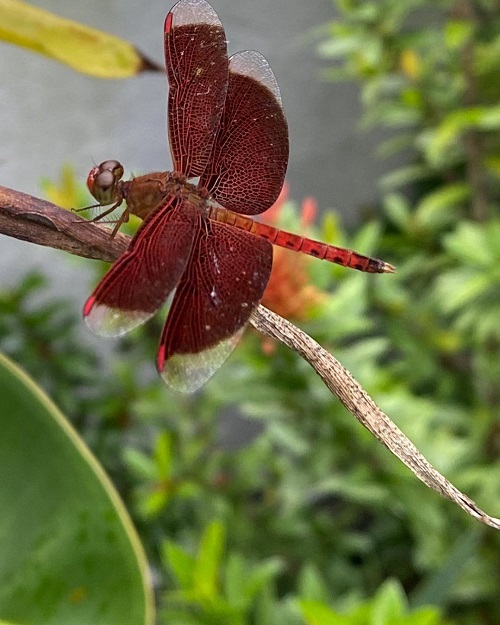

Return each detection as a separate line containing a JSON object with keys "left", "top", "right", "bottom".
{"left": 87, "top": 160, "right": 125, "bottom": 207}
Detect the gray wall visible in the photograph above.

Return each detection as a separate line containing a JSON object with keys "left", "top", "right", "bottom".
{"left": 1, "top": 0, "right": 391, "bottom": 292}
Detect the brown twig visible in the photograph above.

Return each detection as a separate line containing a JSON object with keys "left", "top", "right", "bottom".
{"left": 1, "top": 184, "right": 499, "bottom": 530}
{"left": 251, "top": 307, "right": 500, "bottom": 530}
{"left": 0, "top": 185, "right": 129, "bottom": 261}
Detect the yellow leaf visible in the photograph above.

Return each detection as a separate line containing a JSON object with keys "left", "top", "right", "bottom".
{"left": 0, "top": 0, "right": 160, "bottom": 78}
{"left": 41, "top": 164, "right": 81, "bottom": 209}
{"left": 400, "top": 49, "right": 421, "bottom": 80}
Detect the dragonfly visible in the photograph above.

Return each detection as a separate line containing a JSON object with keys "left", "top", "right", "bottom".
{"left": 84, "top": 0, "right": 394, "bottom": 393}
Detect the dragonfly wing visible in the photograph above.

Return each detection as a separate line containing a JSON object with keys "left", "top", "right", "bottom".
{"left": 165, "top": 0, "right": 229, "bottom": 176}
{"left": 157, "top": 220, "right": 273, "bottom": 392}
{"left": 83, "top": 196, "right": 197, "bottom": 337}
{"left": 161, "top": 330, "right": 247, "bottom": 394}
{"left": 199, "top": 50, "right": 289, "bottom": 215}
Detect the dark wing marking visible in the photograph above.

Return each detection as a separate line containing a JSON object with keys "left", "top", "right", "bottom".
{"left": 156, "top": 219, "right": 273, "bottom": 391}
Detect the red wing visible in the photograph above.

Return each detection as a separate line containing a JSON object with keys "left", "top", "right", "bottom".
{"left": 164, "top": 0, "right": 229, "bottom": 177}
{"left": 156, "top": 221, "right": 273, "bottom": 392}
{"left": 199, "top": 50, "right": 289, "bottom": 215}
{"left": 83, "top": 196, "right": 197, "bottom": 337}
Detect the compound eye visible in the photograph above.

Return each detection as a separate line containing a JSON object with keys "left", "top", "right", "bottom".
{"left": 86, "top": 160, "right": 125, "bottom": 205}
{"left": 95, "top": 169, "right": 115, "bottom": 192}
{"left": 100, "top": 160, "right": 124, "bottom": 180}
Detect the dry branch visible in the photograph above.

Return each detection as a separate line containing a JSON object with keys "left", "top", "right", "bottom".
{"left": 1, "top": 184, "right": 499, "bottom": 530}
{"left": 251, "top": 307, "right": 500, "bottom": 530}
{"left": 0, "top": 185, "right": 129, "bottom": 261}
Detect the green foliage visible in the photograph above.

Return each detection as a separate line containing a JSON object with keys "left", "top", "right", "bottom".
{"left": 300, "top": 580, "right": 442, "bottom": 625}
{"left": 315, "top": 1, "right": 500, "bottom": 622}
{"left": 0, "top": 272, "right": 98, "bottom": 416}
{"left": 319, "top": 0, "right": 500, "bottom": 222}
{"left": 2, "top": 0, "right": 500, "bottom": 622}
{"left": 161, "top": 521, "right": 284, "bottom": 624}
{"left": 1, "top": 198, "right": 494, "bottom": 623}
{"left": 0, "top": 353, "right": 153, "bottom": 624}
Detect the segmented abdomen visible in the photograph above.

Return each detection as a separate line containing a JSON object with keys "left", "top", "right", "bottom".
{"left": 209, "top": 206, "right": 394, "bottom": 274}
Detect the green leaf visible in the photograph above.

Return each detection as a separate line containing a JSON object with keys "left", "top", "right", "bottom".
{"left": 383, "top": 193, "right": 411, "bottom": 230}
{"left": 442, "top": 221, "right": 496, "bottom": 267}
{"left": 124, "top": 448, "right": 156, "bottom": 480}
{"left": 0, "top": 353, "right": 154, "bottom": 624}
{"left": 297, "top": 563, "right": 329, "bottom": 603}
{"left": 435, "top": 269, "right": 491, "bottom": 315}
{"left": 371, "top": 580, "right": 407, "bottom": 622}
{"left": 414, "top": 183, "right": 470, "bottom": 228}
{"left": 193, "top": 521, "right": 225, "bottom": 600}
{"left": 243, "top": 558, "right": 283, "bottom": 602}
{"left": 299, "top": 600, "right": 349, "bottom": 625}
{"left": 224, "top": 553, "right": 247, "bottom": 607}
{"left": 140, "top": 489, "right": 171, "bottom": 517}
{"left": 381, "top": 165, "right": 431, "bottom": 191}
{"left": 377, "top": 133, "right": 416, "bottom": 158}
{"left": 155, "top": 431, "right": 173, "bottom": 480}
{"left": 253, "top": 584, "right": 280, "bottom": 625}
{"left": 444, "top": 20, "right": 473, "bottom": 49}
{"left": 162, "top": 540, "right": 196, "bottom": 590}
{"left": 317, "top": 35, "right": 361, "bottom": 59}
{"left": 411, "top": 530, "right": 480, "bottom": 608}
{"left": 0, "top": 0, "right": 159, "bottom": 78}
{"left": 425, "top": 106, "right": 500, "bottom": 164}
{"left": 224, "top": 554, "right": 282, "bottom": 608}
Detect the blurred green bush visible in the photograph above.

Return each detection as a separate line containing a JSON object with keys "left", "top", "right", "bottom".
{"left": 2, "top": 0, "right": 500, "bottom": 623}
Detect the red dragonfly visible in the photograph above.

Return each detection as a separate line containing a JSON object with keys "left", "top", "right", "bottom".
{"left": 84, "top": 0, "right": 394, "bottom": 393}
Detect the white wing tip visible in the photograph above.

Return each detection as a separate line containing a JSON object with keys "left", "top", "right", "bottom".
{"left": 84, "top": 301, "right": 154, "bottom": 338}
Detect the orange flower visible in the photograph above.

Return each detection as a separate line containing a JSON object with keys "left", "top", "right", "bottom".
{"left": 300, "top": 196, "right": 317, "bottom": 228}
{"left": 260, "top": 193, "right": 326, "bottom": 353}
{"left": 265, "top": 180, "right": 289, "bottom": 223}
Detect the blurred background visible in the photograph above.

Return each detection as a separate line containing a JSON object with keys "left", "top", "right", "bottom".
{"left": 1, "top": 1, "right": 500, "bottom": 624}
{"left": 1, "top": 0, "right": 391, "bottom": 292}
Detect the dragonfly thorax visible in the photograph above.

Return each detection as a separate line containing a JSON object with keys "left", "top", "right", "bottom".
{"left": 87, "top": 161, "right": 213, "bottom": 221}
{"left": 125, "top": 170, "right": 212, "bottom": 220}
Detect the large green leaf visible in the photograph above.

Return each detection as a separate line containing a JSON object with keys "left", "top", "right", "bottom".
{"left": 0, "top": 353, "right": 154, "bottom": 625}
{"left": 0, "top": 0, "right": 160, "bottom": 78}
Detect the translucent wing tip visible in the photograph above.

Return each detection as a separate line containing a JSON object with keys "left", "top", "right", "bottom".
{"left": 156, "top": 330, "right": 245, "bottom": 393}
{"left": 158, "top": 358, "right": 211, "bottom": 394}
{"left": 157, "top": 350, "right": 217, "bottom": 394}
{"left": 166, "top": 0, "right": 220, "bottom": 30}
{"left": 83, "top": 298, "right": 154, "bottom": 338}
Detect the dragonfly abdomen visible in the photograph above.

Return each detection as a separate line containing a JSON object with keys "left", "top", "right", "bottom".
{"left": 209, "top": 206, "right": 394, "bottom": 274}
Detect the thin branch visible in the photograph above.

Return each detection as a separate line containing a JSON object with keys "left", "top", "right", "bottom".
{"left": 251, "top": 307, "right": 500, "bottom": 530}
{"left": 0, "top": 185, "right": 129, "bottom": 261}
{"left": 1, "top": 185, "right": 499, "bottom": 530}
